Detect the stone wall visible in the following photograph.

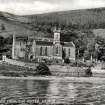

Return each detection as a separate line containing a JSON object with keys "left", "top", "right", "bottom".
{"left": 49, "top": 65, "right": 86, "bottom": 77}
{"left": 4, "top": 57, "right": 37, "bottom": 69}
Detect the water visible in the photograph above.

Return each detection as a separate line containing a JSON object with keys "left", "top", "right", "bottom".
{"left": 0, "top": 77, "right": 105, "bottom": 104}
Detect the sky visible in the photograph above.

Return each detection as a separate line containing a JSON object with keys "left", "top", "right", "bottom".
{"left": 0, "top": 0, "right": 105, "bottom": 15}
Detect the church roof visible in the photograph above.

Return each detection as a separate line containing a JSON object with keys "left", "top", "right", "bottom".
{"left": 36, "top": 41, "right": 53, "bottom": 46}
{"left": 16, "top": 35, "right": 28, "bottom": 41}
{"left": 15, "top": 34, "right": 75, "bottom": 47}
{"left": 61, "top": 42, "right": 75, "bottom": 47}
{"left": 36, "top": 41, "right": 75, "bottom": 47}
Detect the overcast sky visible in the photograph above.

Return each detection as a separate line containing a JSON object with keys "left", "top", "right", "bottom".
{"left": 0, "top": 0, "right": 105, "bottom": 15}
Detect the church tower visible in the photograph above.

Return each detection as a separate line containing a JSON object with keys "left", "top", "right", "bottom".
{"left": 53, "top": 27, "right": 61, "bottom": 44}
{"left": 53, "top": 27, "right": 62, "bottom": 59}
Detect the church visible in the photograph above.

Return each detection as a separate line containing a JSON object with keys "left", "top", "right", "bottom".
{"left": 12, "top": 28, "right": 75, "bottom": 61}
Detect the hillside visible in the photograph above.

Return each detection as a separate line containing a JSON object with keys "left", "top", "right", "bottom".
{"left": 0, "top": 7, "right": 105, "bottom": 38}
{"left": 23, "top": 7, "right": 105, "bottom": 30}
{"left": 0, "top": 12, "right": 33, "bottom": 37}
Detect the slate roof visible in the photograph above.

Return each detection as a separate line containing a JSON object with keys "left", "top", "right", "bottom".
{"left": 36, "top": 41, "right": 53, "bottom": 46}
{"left": 15, "top": 34, "right": 75, "bottom": 47}
{"left": 61, "top": 42, "right": 75, "bottom": 47}
{"left": 16, "top": 35, "right": 28, "bottom": 41}
{"left": 36, "top": 41, "right": 75, "bottom": 47}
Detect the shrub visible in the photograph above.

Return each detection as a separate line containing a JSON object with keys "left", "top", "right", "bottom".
{"left": 64, "top": 58, "right": 70, "bottom": 64}
{"left": 36, "top": 62, "right": 51, "bottom": 75}
{"left": 85, "top": 67, "right": 93, "bottom": 77}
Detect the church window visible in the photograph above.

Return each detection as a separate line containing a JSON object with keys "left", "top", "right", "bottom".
{"left": 63, "top": 48, "right": 66, "bottom": 56}
{"left": 40, "top": 47, "right": 42, "bottom": 56}
{"left": 57, "top": 35, "right": 58, "bottom": 40}
{"left": 56, "top": 34, "right": 59, "bottom": 41}
{"left": 68, "top": 48, "right": 70, "bottom": 56}
{"left": 45, "top": 47, "right": 47, "bottom": 56}
{"left": 56, "top": 46, "right": 59, "bottom": 55}
{"left": 20, "top": 42, "right": 21, "bottom": 46}
{"left": 64, "top": 48, "right": 66, "bottom": 53}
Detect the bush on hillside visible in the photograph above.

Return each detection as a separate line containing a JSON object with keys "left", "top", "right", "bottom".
{"left": 36, "top": 62, "right": 51, "bottom": 75}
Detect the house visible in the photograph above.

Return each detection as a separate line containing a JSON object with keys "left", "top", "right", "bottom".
{"left": 12, "top": 28, "right": 75, "bottom": 61}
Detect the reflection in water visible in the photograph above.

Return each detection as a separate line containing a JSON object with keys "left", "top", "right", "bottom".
{"left": 0, "top": 78, "right": 105, "bottom": 104}
{"left": 74, "top": 82, "right": 94, "bottom": 104}
{"left": 25, "top": 80, "right": 49, "bottom": 97}
{"left": 47, "top": 80, "right": 77, "bottom": 103}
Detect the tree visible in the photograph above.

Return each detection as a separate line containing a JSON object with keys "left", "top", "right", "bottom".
{"left": 36, "top": 62, "right": 51, "bottom": 75}
{"left": 95, "top": 36, "right": 105, "bottom": 61}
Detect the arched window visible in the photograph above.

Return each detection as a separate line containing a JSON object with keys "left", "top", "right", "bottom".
{"left": 40, "top": 47, "right": 42, "bottom": 56}
{"left": 64, "top": 48, "right": 66, "bottom": 53}
{"left": 56, "top": 46, "right": 59, "bottom": 55}
{"left": 63, "top": 48, "right": 66, "bottom": 57}
{"left": 20, "top": 41, "right": 21, "bottom": 46}
{"left": 45, "top": 47, "right": 47, "bottom": 56}
{"left": 68, "top": 48, "right": 70, "bottom": 57}
{"left": 62, "top": 49, "right": 66, "bottom": 59}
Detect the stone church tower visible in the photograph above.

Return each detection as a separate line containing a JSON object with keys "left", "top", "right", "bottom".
{"left": 53, "top": 27, "right": 61, "bottom": 44}
{"left": 53, "top": 27, "right": 62, "bottom": 58}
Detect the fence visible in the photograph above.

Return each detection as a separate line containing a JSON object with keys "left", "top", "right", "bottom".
{"left": 49, "top": 65, "right": 87, "bottom": 77}
{"left": 51, "top": 71, "right": 86, "bottom": 77}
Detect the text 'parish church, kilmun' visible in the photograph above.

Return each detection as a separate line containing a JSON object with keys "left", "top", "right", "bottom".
{"left": 12, "top": 27, "right": 75, "bottom": 61}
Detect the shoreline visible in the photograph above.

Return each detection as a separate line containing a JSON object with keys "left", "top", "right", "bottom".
{"left": 0, "top": 76, "right": 104, "bottom": 83}
{"left": 1, "top": 59, "right": 105, "bottom": 78}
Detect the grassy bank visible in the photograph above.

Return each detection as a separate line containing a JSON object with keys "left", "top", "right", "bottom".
{"left": 0, "top": 62, "right": 36, "bottom": 77}
{"left": 0, "top": 62, "right": 86, "bottom": 77}
{"left": 0, "top": 59, "right": 95, "bottom": 77}
{"left": 0, "top": 62, "right": 51, "bottom": 77}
